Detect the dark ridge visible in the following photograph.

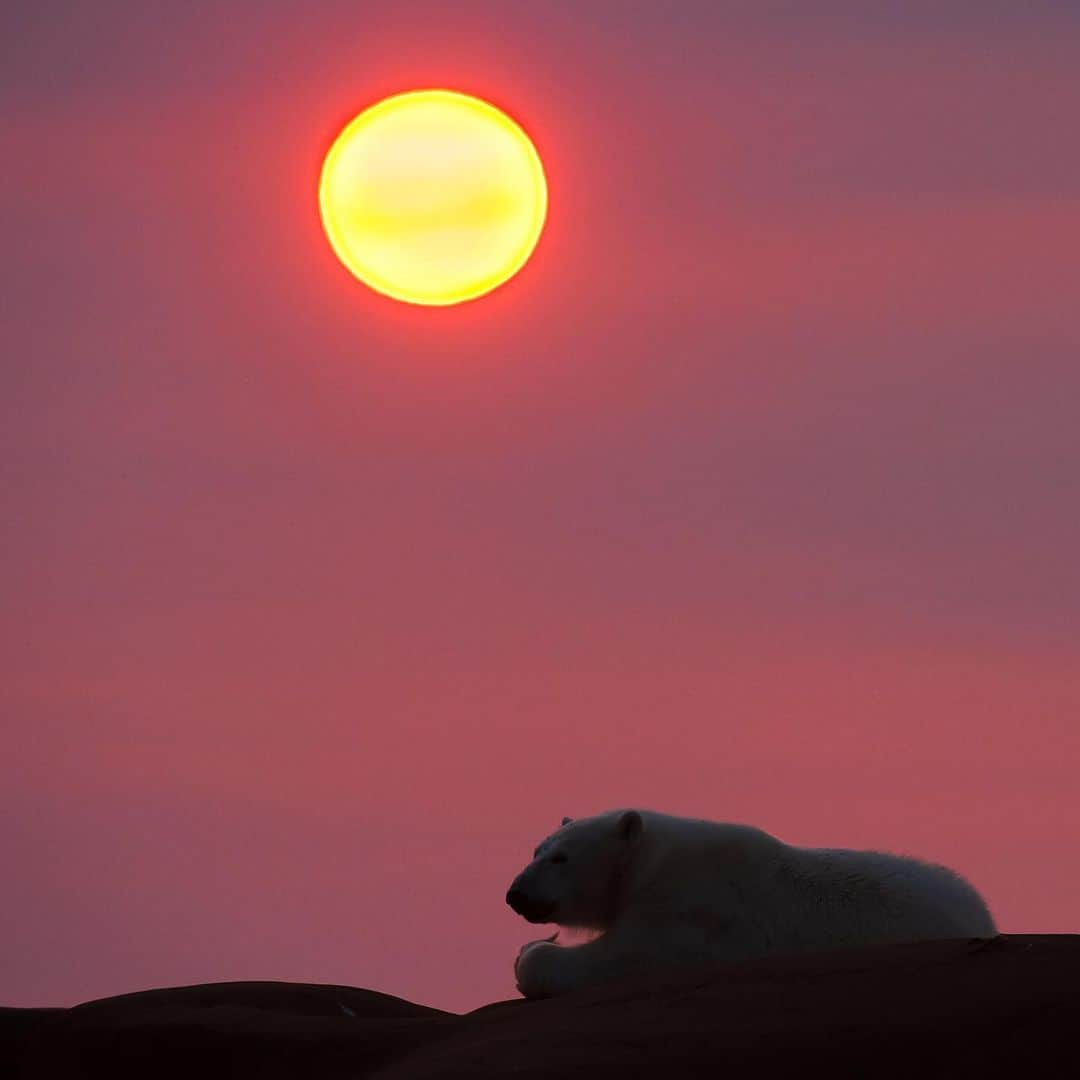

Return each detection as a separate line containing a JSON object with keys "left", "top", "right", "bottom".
{"left": 6, "top": 935, "right": 1080, "bottom": 1078}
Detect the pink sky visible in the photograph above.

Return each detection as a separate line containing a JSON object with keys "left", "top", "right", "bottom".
{"left": 3, "top": 3, "right": 1079, "bottom": 1011}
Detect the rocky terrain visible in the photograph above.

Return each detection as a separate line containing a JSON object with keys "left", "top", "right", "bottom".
{"left": 4, "top": 935, "right": 1078, "bottom": 1078}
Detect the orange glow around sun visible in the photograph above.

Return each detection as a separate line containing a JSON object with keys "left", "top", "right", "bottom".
{"left": 319, "top": 90, "right": 548, "bottom": 306}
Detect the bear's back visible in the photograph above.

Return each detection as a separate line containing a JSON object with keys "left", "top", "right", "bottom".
{"left": 627, "top": 814, "right": 995, "bottom": 948}
{"left": 771, "top": 845, "right": 996, "bottom": 945}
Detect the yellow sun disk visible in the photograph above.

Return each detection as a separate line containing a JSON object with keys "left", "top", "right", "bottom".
{"left": 319, "top": 91, "right": 547, "bottom": 306}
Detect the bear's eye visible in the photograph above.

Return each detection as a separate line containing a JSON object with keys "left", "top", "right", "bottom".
{"left": 549, "top": 853, "right": 568, "bottom": 865}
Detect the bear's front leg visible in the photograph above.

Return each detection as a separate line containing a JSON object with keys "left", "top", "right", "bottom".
{"left": 515, "top": 935, "right": 620, "bottom": 999}
{"left": 514, "top": 939, "right": 570, "bottom": 999}
{"left": 514, "top": 935, "right": 556, "bottom": 978}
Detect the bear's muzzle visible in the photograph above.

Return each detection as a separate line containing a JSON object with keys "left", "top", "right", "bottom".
{"left": 506, "top": 887, "right": 556, "bottom": 924}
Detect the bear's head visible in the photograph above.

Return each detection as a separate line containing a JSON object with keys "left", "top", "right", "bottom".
{"left": 506, "top": 810, "right": 643, "bottom": 929}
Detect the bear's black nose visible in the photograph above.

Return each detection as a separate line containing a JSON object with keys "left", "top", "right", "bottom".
{"left": 506, "top": 887, "right": 525, "bottom": 911}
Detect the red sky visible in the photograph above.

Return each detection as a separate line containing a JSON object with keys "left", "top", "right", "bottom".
{"left": 3, "top": 2, "right": 1079, "bottom": 1011}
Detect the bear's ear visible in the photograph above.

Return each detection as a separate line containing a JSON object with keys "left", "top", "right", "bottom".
{"left": 618, "top": 810, "right": 643, "bottom": 846}
{"left": 561, "top": 816, "right": 574, "bottom": 827}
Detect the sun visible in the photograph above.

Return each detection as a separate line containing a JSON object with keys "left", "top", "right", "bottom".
{"left": 318, "top": 90, "right": 548, "bottom": 306}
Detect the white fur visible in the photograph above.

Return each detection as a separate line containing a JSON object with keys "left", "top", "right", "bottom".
{"left": 508, "top": 809, "right": 996, "bottom": 998}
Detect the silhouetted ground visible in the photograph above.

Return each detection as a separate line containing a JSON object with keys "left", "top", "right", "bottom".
{"left": 5, "top": 935, "right": 1079, "bottom": 1078}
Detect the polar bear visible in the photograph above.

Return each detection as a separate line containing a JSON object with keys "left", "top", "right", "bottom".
{"left": 506, "top": 809, "right": 996, "bottom": 999}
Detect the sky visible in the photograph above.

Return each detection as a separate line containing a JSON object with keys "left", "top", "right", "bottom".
{"left": 3, "top": 1, "right": 1079, "bottom": 1011}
